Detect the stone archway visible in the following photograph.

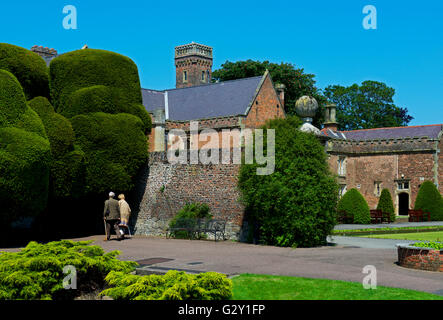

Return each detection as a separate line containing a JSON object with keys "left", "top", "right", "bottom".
{"left": 398, "top": 192, "right": 409, "bottom": 216}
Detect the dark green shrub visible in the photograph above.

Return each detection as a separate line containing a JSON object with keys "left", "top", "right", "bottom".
{"left": 377, "top": 188, "right": 395, "bottom": 222}
{"left": 238, "top": 116, "right": 339, "bottom": 248}
{"left": 29, "top": 96, "right": 74, "bottom": 156}
{"left": 0, "top": 70, "right": 51, "bottom": 226}
{"left": 169, "top": 203, "right": 213, "bottom": 239}
{"left": 100, "top": 270, "right": 233, "bottom": 300}
{"left": 49, "top": 49, "right": 143, "bottom": 113}
{"left": 0, "top": 240, "right": 137, "bottom": 300}
{"left": 28, "top": 96, "right": 86, "bottom": 199}
{"left": 414, "top": 181, "right": 443, "bottom": 221}
{"left": 0, "top": 127, "right": 51, "bottom": 226}
{"left": 70, "top": 112, "right": 148, "bottom": 195}
{"left": 65, "top": 85, "right": 152, "bottom": 132}
{"left": 0, "top": 43, "right": 49, "bottom": 99}
{"left": 337, "top": 188, "right": 371, "bottom": 224}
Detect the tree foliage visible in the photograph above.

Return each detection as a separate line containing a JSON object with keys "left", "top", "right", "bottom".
{"left": 376, "top": 188, "right": 395, "bottom": 222}
{"left": 337, "top": 188, "right": 371, "bottom": 224}
{"left": 323, "top": 81, "right": 413, "bottom": 131}
{"left": 414, "top": 181, "right": 443, "bottom": 221}
{"left": 238, "top": 116, "right": 339, "bottom": 248}
{"left": 212, "top": 60, "right": 326, "bottom": 125}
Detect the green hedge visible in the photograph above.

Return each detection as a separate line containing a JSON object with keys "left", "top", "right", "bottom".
{"left": 0, "top": 70, "right": 51, "bottom": 225}
{"left": 337, "top": 188, "right": 371, "bottom": 224}
{"left": 28, "top": 96, "right": 86, "bottom": 199}
{"left": 70, "top": 112, "right": 148, "bottom": 195}
{"left": 100, "top": 270, "right": 233, "bottom": 300}
{"left": 0, "top": 127, "right": 51, "bottom": 225}
{"left": 238, "top": 116, "right": 339, "bottom": 247}
{"left": 414, "top": 181, "right": 443, "bottom": 221}
{"left": 0, "top": 240, "right": 137, "bottom": 300}
{"left": 49, "top": 49, "right": 143, "bottom": 113}
{"left": 0, "top": 43, "right": 49, "bottom": 100}
{"left": 65, "top": 85, "right": 151, "bottom": 132}
{"left": 28, "top": 96, "right": 75, "bottom": 156}
{"left": 377, "top": 188, "right": 395, "bottom": 222}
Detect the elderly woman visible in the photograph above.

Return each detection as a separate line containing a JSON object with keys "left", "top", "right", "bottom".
{"left": 118, "top": 194, "right": 132, "bottom": 226}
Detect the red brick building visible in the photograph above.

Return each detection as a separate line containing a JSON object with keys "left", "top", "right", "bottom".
{"left": 142, "top": 42, "right": 285, "bottom": 153}
{"left": 321, "top": 106, "right": 443, "bottom": 217}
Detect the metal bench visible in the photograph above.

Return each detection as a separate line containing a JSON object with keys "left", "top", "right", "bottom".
{"left": 167, "top": 218, "right": 227, "bottom": 241}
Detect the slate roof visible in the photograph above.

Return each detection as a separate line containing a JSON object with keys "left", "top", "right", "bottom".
{"left": 141, "top": 76, "right": 264, "bottom": 121}
{"left": 323, "top": 124, "right": 443, "bottom": 141}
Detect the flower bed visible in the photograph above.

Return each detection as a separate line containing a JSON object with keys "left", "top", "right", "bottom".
{"left": 397, "top": 242, "right": 443, "bottom": 272}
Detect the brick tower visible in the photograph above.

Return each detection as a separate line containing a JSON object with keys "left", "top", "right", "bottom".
{"left": 175, "top": 42, "right": 213, "bottom": 88}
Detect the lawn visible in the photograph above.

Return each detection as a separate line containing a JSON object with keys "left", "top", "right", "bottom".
{"left": 231, "top": 274, "right": 443, "bottom": 300}
{"left": 364, "top": 231, "right": 443, "bottom": 241}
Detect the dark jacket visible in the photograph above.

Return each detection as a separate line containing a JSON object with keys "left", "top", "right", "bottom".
{"left": 104, "top": 198, "right": 120, "bottom": 220}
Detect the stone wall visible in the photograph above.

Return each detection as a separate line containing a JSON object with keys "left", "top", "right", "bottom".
{"left": 131, "top": 150, "right": 247, "bottom": 240}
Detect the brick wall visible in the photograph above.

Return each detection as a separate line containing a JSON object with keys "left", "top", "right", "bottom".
{"left": 328, "top": 137, "right": 440, "bottom": 214}
{"left": 397, "top": 245, "right": 443, "bottom": 272}
{"left": 244, "top": 74, "right": 285, "bottom": 128}
{"left": 132, "top": 150, "right": 247, "bottom": 240}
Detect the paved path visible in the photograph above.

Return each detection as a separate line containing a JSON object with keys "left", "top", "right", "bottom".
{"left": 334, "top": 221, "right": 443, "bottom": 230}
{"left": 327, "top": 235, "right": 414, "bottom": 249}
{"left": 33, "top": 235, "right": 443, "bottom": 296}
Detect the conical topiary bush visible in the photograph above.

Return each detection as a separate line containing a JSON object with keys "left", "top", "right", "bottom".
{"left": 377, "top": 188, "right": 395, "bottom": 222}
{"left": 337, "top": 188, "right": 371, "bottom": 224}
{"left": 414, "top": 181, "right": 443, "bottom": 221}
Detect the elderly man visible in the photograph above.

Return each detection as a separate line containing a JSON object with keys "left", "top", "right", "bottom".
{"left": 103, "top": 192, "right": 123, "bottom": 241}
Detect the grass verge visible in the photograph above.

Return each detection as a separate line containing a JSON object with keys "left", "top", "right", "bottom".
{"left": 364, "top": 231, "right": 443, "bottom": 242}
{"left": 231, "top": 274, "right": 443, "bottom": 300}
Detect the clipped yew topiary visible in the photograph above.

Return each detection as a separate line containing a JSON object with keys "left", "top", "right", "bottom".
{"left": 28, "top": 96, "right": 86, "bottom": 199}
{"left": 377, "top": 188, "right": 395, "bottom": 222}
{"left": 0, "top": 70, "right": 51, "bottom": 226}
{"left": 238, "top": 116, "right": 339, "bottom": 248}
{"left": 49, "top": 49, "right": 143, "bottom": 114}
{"left": 0, "top": 43, "right": 49, "bottom": 100}
{"left": 337, "top": 188, "right": 371, "bottom": 224}
{"left": 414, "top": 181, "right": 443, "bottom": 221}
{"left": 70, "top": 112, "right": 148, "bottom": 195}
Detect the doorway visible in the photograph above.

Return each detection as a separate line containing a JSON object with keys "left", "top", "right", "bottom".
{"left": 398, "top": 193, "right": 409, "bottom": 216}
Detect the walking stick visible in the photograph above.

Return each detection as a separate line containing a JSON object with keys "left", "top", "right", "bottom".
{"left": 104, "top": 219, "right": 107, "bottom": 241}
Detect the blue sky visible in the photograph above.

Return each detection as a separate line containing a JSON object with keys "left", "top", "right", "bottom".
{"left": 1, "top": 0, "right": 442, "bottom": 125}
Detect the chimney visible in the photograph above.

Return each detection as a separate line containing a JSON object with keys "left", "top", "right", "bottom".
{"left": 275, "top": 83, "right": 285, "bottom": 108}
{"left": 31, "top": 45, "right": 58, "bottom": 58}
{"left": 323, "top": 103, "right": 338, "bottom": 132}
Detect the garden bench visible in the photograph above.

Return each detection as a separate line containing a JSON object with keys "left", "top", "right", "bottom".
{"left": 370, "top": 209, "right": 391, "bottom": 224}
{"left": 408, "top": 209, "right": 431, "bottom": 222}
{"left": 337, "top": 211, "right": 353, "bottom": 224}
{"left": 167, "top": 218, "right": 227, "bottom": 241}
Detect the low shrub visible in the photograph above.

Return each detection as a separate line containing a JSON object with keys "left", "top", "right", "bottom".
{"left": 414, "top": 181, "right": 443, "bottom": 221}
{"left": 100, "top": 270, "right": 233, "bottom": 300}
{"left": 377, "top": 188, "right": 395, "bottom": 222}
{"left": 411, "top": 241, "right": 443, "bottom": 250}
{"left": 337, "top": 188, "right": 371, "bottom": 224}
{"left": 0, "top": 240, "right": 137, "bottom": 300}
{"left": 168, "top": 203, "right": 213, "bottom": 239}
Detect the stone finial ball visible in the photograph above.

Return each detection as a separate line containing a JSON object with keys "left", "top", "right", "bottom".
{"left": 295, "top": 96, "right": 318, "bottom": 119}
